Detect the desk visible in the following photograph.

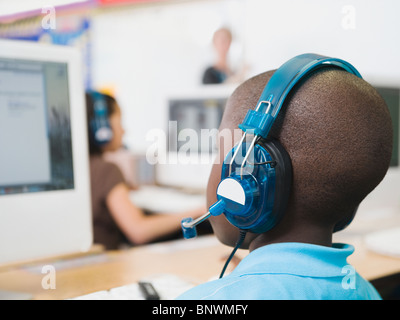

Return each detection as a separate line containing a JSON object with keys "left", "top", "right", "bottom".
{"left": 0, "top": 229, "right": 400, "bottom": 300}
{"left": 0, "top": 236, "right": 231, "bottom": 300}
{"left": 1, "top": 205, "right": 400, "bottom": 300}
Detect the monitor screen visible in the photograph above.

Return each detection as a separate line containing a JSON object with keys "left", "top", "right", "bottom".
{"left": 168, "top": 97, "right": 226, "bottom": 154}
{"left": 0, "top": 58, "right": 74, "bottom": 195}
{"left": 155, "top": 86, "right": 235, "bottom": 191}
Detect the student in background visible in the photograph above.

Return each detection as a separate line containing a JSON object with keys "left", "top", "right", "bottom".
{"left": 86, "top": 92, "right": 204, "bottom": 250}
{"left": 179, "top": 61, "right": 392, "bottom": 299}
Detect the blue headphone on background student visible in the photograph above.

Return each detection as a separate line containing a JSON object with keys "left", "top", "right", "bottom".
{"left": 88, "top": 90, "right": 114, "bottom": 146}
{"left": 182, "top": 53, "right": 362, "bottom": 241}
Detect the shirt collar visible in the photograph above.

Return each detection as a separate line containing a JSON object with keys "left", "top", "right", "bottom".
{"left": 231, "top": 242, "right": 354, "bottom": 278}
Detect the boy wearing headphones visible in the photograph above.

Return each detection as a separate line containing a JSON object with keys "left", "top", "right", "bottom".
{"left": 178, "top": 55, "right": 392, "bottom": 299}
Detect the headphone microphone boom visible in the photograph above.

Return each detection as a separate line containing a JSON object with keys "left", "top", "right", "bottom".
{"left": 181, "top": 53, "right": 362, "bottom": 240}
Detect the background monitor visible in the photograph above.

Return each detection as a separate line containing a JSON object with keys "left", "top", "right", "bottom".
{"left": 168, "top": 96, "right": 225, "bottom": 154}
{"left": 155, "top": 85, "right": 235, "bottom": 191}
{"left": 0, "top": 40, "right": 92, "bottom": 265}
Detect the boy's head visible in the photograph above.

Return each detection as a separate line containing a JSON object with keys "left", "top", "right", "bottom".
{"left": 208, "top": 67, "right": 393, "bottom": 249}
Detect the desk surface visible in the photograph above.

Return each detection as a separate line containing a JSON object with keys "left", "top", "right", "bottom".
{"left": 0, "top": 236, "right": 232, "bottom": 300}
{"left": 1, "top": 212, "right": 400, "bottom": 300}
{"left": 0, "top": 233, "right": 400, "bottom": 300}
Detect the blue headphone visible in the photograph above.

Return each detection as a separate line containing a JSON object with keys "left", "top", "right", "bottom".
{"left": 182, "top": 53, "right": 362, "bottom": 239}
{"left": 88, "top": 91, "right": 113, "bottom": 146}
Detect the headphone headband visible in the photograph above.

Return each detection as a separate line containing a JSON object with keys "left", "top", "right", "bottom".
{"left": 239, "top": 53, "right": 362, "bottom": 138}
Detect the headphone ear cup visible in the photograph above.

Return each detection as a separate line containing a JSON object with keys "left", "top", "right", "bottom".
{"left": 257, "top": 139, "right": 292, "bottom": 230}
{"left": 219, "top": 138, "right": 292, "bottom": 233}
{"left": 89, "top": 92, "right": 113, "bottom": 146}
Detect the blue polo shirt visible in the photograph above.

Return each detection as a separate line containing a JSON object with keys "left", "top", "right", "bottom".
{"left": 177, "top": 242, "right": 381, "bottom": 300}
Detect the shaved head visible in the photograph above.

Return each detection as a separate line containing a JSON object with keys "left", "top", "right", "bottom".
{"left": 208, "top": 68, "right": 393, "bottom": 248}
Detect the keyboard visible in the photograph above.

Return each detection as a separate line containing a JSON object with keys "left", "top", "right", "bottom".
{"left": 130, "top": 186, "right": 205, "bottom": 213}
{"left": 69, "top": 273, "right": 195, "bottom": 300}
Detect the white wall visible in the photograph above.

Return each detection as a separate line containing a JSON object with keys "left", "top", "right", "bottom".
{"left": 244, "top": 0, "right": 400, "bottom": 85}
{"left": 91, "top": 0, "right": 246, "bottom": 153}
{"left": 91, "top": 0, "right": 400, "bottom": 153}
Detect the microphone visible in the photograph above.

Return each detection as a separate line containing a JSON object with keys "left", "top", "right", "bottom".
{"left": 181, "top": 176, "right": 253, "bottom": 239}
{"left": 181, "top": 199, "right": 225, "bottom": 239}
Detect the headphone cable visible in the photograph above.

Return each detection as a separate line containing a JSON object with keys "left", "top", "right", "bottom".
{"left": 219, "top": 229, "right": 247, "bottom": 279}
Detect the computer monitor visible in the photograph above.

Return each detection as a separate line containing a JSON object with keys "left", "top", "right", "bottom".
{"left": 168, "top": 96, "right": 225, "bottom": 154}
{"left": 155, "top": 85, "right": 236, "bottom": 191}
{"left": 0, "top": 40, "right": 92, "bottom": 265}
